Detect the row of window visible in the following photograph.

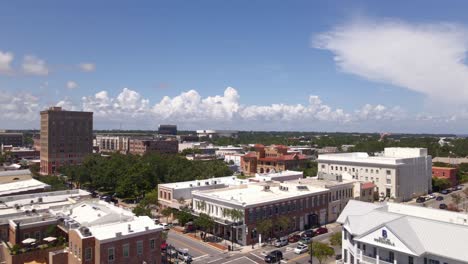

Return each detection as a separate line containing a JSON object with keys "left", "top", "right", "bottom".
{"left": 323, "top": 164, "right": 392, "bottom": 175}
{"left": 70, "top": 239, "right": 156, "bottom": 261}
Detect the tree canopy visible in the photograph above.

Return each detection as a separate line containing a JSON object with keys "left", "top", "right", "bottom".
{"left": 58, "top": 153, "right": 232, "bottom": 199}
{"left": 310, "top": 242, "right": 335, "bottom": 264}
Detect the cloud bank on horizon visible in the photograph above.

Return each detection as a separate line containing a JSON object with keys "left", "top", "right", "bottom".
{"left": 1, "top": 16, "right": 468, "bottom": 133}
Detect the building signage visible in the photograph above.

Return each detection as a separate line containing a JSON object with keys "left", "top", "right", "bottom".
{"left": 373, "top": 229, "right": 395, "bottom": 246}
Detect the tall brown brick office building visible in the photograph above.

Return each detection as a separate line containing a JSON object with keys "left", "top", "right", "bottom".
{"left": 40, "top": 107, "right": 93, "bottom": 175}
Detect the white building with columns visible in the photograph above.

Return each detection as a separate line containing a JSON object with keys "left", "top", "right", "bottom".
{"left": 317, "top": 148, "right": 432, "bottom": 202}
{"left": 338, "top": 200, "right": 468, "bottom": 264}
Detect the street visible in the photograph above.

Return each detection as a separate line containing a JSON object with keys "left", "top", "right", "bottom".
{"left": 164, "top": 224, "right": 343, "bottom": 264}
{"left": 406, "top": 185, "right": 468, "bottom": 211}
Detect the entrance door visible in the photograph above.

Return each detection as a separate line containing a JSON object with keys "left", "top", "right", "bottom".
{"left": 308, "top": 214, "right": 318, "bottom": 228}
{"left": 386, "top": 188, "right": 391, "bottom": 198}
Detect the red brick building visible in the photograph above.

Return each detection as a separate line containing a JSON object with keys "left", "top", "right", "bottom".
{"left": 40, "top": 107, "right": 93, "bottom": 175}
{"left": 241, "top": 144, "right": 308, "bottom": 176}
{"left": 432, "top": 166, "right": 458, "bottom": 187}
{"left": 128, "top": 138, "right": 178, "bottom": 155}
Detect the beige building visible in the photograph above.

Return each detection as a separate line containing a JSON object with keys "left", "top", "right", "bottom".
{"left": 40, "top": 107, "right": 93, "bottom": 175}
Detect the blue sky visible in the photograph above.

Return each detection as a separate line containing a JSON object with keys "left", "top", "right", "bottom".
{"left": 2, "top": 0, "right": 468, "bottom": 133}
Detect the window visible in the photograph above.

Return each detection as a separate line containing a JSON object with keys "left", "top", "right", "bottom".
{"left": 408, "top": 256, "right": 414, "bottom": 264}
{"left": 386, "top": 179, "right": 391, "bottom": 184}
{"left": 321, "top": 164, "right": 325, "bottom": 169}
{"left": 365, "top": 169, "right": 368, "bottom": 173}
{"left": 35, "top": 231, "right": 41, "bottom": 240}
{"left": 137, "top": 240, "right": 143, "bottom": 255}
{"left": 108, "top": 247, "right": 115, "bottom": 261}
{"left": 386, "top": 170, "right": 391, "bottom": 175}
{"left": 85, "top": 247, "right": 92, "bottom": 261}
{"left": 343, "top": 249, "right": 348, "bottom": 262}
{"left": 123, "top": 244, "right": 129, "bottom": 257}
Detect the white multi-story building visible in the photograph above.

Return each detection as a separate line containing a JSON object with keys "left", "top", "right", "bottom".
{"left": 95, "top": 135, "right": 130, "bottom": 154}
{"left": 196, "top": 130, "right": 238, "bottom": 138}
{"left": 338, "top": 200, "right": 468, "bottom": 264}
{"left": 318, "top": 148, "right": 432, "bottom": 202}
{"left": 223, "top": 153, "right": 244, "bottom": 166}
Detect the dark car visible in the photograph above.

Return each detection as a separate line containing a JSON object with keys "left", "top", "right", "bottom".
{"left": 314, "top": 227, "right": 328, "bottom": 236}
{"left": 264, "top": 250, "right": 283, "bottom": 263}
{"left": 436, "top": 196, "right": 444, "bottom": 201}
{"left": 439, "top": 203, "right": 448, "bottom": 209}
{"left": 301, "top": 230, "right": 314, "bottom": 238}
{"left": 288, "top": 234, "right": 301, "bottom": 243}
{"left": 416, "top": 197, "right": 425, "bottom": 203}
{"left": 440, "top": 190, "right": 449, "bottom": 195}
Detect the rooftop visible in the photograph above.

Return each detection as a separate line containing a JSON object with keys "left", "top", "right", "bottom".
{"left": 318, "top": 147, "right": 429, "bottom": 165}
{"left": 52, "top": 200, "right": 162, "bottom": 241}
{"left": 0, "top": 179, "right": 50, "bottom": 196}
{"left": 193, "top": 181, "right": 328, "bottom": 207}
{"left": 339, "top": 200, "right": 468, "bottom": 260}
{"left": 159, "top": 176, "right": 249, "bottom": 190}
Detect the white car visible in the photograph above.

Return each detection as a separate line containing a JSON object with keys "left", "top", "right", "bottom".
{"left": 160, "top": 223, "right": 170, "bottom": 230}
{"left": 426, "top": 194, "right": 436, "bottom": 200}
{"left": 294, "top": 244, "right": 308, "bottom": 254}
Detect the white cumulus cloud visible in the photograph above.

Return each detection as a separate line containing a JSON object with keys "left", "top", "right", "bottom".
{"left": 0, "top": 91, "right": 39, "bottom": 121}
{"left": 66, "top": 81, "right": 79, "bottom": 90}
{"left": 79, "top": 63, "right": 96, "bottom": 72}
{"left": 22, "top": 55, "right": 49, "bottom": 75}
{"left": 314, "top": 18, "right": 468, "bottom": 104}
{"left": 0, "top": 51, "right": 14, "bottom": 74}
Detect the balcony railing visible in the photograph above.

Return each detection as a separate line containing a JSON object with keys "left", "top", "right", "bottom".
{"left": 357, "top": 249, "right": 395, "bottom": 264}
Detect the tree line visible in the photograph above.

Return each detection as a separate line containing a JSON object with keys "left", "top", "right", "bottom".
{"left": 57, "top": 153, "right": 233, "bottom": 199}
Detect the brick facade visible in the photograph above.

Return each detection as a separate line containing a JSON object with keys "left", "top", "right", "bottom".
{"left": 432, "top": 166, "right": 458, "bottom": 187}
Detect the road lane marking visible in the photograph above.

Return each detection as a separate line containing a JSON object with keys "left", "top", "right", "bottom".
{"left": 287, "top": 252, "right": 309, "bottom": 263}
{"left": 224, "top": 256, "right": 258, "bottom": 264}
{"left": 193, "top": 254, "right": 208, "bottom": 260}
{"left": 249, "top": 252, "right": 264, "bottom": 260}
{"left": 207, "top": 257, "right": 223, "bottom": 263}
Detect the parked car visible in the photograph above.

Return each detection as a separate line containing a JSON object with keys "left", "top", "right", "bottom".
{"left": 183, "top": 221, "right": 195, "bottom": 233}
{"left": 436, "top": 196, "right": 444, "bottom": 201}
{"left": 264, "top": 250, "right": 283, "bottom": 263}
{"left": 456, "top": 185, "right": 463, "bottom": 191}
{"left": 288, "top": 234, "right": 301, "bottom": 243}
{"left": 416, "top": 197, "right": 425, "bottom": 203}
{"left": 300, "top": 236, "right": 312, "bottom": 244}
{"left": 426, "top": 194, "right": 436, "bottom": 200}
{"left": 439, "top": 203, "right": 448, "bottom": 209}
{"left": 160, "top": 223, "right": 170, "bottom": 230}
{"left": 301, "top": 229, "right": 314, "bottom": 238}
{"left": 294, "top": 244, "right": 308, "bottom": 254}
{"left": 441, "top": 190, "right": 449, "bottom": 195}
{"left": 274, "top": 237, "right": 288, "bottom": 247}
{"left": 314, "top": 227, "right": 328, "bottom": 236}
{"left": 176, "top": 248, "right": 192, "bottom": 262}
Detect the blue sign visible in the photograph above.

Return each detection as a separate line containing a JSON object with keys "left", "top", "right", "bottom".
{"left": 382, "top": 229, "right": 388, "bottom": 238}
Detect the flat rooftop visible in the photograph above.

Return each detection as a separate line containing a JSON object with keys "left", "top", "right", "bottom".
{"left": 318, "top": 147, "right": 428, "bottom": 165}
{"left": 0, "top": 179, "right": 50, "bottom": 196}
{"left": 193, "top": 181, "right": 328, "bottom": 207}
{"left": 159, "top": 176, "right": 249, "bottom": 189}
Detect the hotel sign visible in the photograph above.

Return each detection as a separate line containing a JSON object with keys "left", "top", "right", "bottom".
{"left": 373, "top": 229, "right": 395, "bottom": 246}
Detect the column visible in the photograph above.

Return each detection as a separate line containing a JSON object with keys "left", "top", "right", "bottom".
{"left": 353, "top": 243, "right": 358, "bottom": 264}
{"left": 376, "top": 247, "right": 380, "bottom": 264}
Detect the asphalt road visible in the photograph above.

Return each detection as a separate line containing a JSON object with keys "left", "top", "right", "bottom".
{"left": 196, "top": 226, "right": 342, "bottom": 264}
{"left": 167, "top": 230, "right": 225, "bottom": 261}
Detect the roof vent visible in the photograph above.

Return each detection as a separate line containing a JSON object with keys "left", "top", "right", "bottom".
{"left": 128, "top": 224, "right": 133, "bottom": 233}
{"left": 263, "top": 185, "right": 270, "bottom": 191}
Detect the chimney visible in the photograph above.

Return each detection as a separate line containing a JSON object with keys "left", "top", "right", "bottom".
{"left": 15, "top": 222, "right": 20, "bottom": 244}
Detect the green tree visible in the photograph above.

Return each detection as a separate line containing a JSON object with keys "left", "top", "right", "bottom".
{"left": 256, "top": 219, "right": 273, "bottom": 239}
{"left": 175, "top": 208, "right": 193, "bottom": 226}
{"left": 194, "top": 213, "right": 215, "bottom": 240}
{"left": 227, "top": 209, "right": 244, "bottom": 223}
{"left": 161, "top": 231, "right": 168, "bottom": 241}
{"left": 161, "top": 207, "right": 173, "bottom": 223}
{"left": 451, "top": 193, "right": 462, "bottom": 210}
{"left": 132, "top": 204, "right": 152, "bottom": 217}
{"left": 276, "top": 216, "right": 290, "bottom": 233}
{"left": 432, "top": 177, "right": 451, "bottom": 192}
{"left": 310, "top": 242, "right": 335, "bottom": 264}
{"left": 329, "top": 232, "right": 342, "bottom": 247}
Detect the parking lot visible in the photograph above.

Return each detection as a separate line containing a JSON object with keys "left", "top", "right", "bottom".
{"left": 408, "top": 185, "right": 468, "bottom": 211}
